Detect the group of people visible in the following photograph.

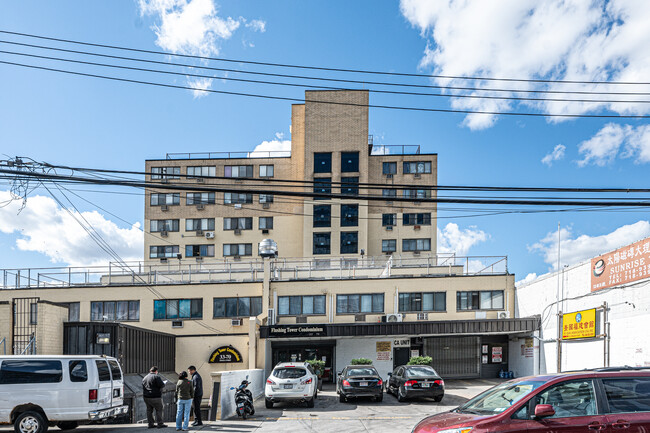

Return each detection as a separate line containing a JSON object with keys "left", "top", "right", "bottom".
{"left": 142, "top": 365, "right": 204, "bottom": 431}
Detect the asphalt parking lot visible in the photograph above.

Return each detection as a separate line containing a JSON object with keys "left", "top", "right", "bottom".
{"left": 0, "top": 380, "right": 501, "bottom": 433}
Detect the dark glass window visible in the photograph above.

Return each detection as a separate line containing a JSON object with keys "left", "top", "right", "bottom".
{"left": 382, "top": 239, "right": 396, "bottom": 253}
{"left": 382, "top": 214, "right": 396, "bottom": 226}
{"left": 336, "top": 294, "right": 384, "bottom": 314}
{"left": 151, "top": 193, "right": 180, "bottom": 206}
{"left": 340, "top": 231, "right": 358, "bottom": 254}
{"left": 259, "top": 217, "right": 273, "bottom": 229}
{"left": 403, "top": 213, "right": 432, "bottom": 225}
{"left": 0, "top": 360, "right": 62, "bottom": 384}
{"left": 341, "top": 152, "right": 359, "bottom": 173}
{"left": 603, "top": 378, "right": 650, "bottom": 413}
{"left": 403, "top": 161, "right": 432, "bottom": 174}
{"left": 185, "top": 245, "right": 215, "bottom": 257}
{"left": 108, "top": 360, "right": 122, "bottom": 380}
{"left": 149, "top": 245, "right": 180, "bottom": 259}
{"left": 69, "top": 360, "right": 87, "bottom": 383}
{"left": 313, "top": 233, "right": 331, "bottom": 255}
{"left": 383, "top": 162, "right": 397, "bottom": 175}
{"left": 96, "top": 360, "right": 111, "bottom": 382}
{"left": 223, "top": 218, "right": 253, "bottom": 230}
{"left": 278, "top": 296, "right": 326, "bottom": 316}
{"left": 341, "top": 177, "right": 359, "bottom": 196}
{"left": 68, "top": 303, "right": 80, "bottom": 322}
{"left": 399, "top": 293, "right": 446, "bottom": 312}
{"left": 223, "top": 244, "right": 253, "bottom": 256}
{"left": 313, "top": 178, "right": 331, "bottom": 200}
{"left": 313, "top": 205, "right": 331, "bottom": 228}
{"left": 153, "top": 299, "right": 203, "bottom": 319}
{"left": 402, "top": 238, "right": 431, "bottom": 252}
{"left": 314, "top": 153, "right": 332, "bottom": 173}
{"left": 91, "top": 301, "right": 139, "bottom": 321}
{"left": 151, "top": 219, "right": 180, "bottom": 232}
{"left": 341, "top": 204, "right": 358, "bottom": 227}
{"left": 456, "top": 291, "right": 504, "bottom": 311}
{"left": 213, "top": 297, "right": 263, "bottom": 318}
{"left": 382, "top": 189, "right": 397, "bottom": 199}
{"left": 534, "top": 380, "right": 596, "bottom": 418}
{"left": 186, "top": 192, "right": 215, "bottom": 205}
{"left": 224, "top": 193, "right": 253, "bottom": 204}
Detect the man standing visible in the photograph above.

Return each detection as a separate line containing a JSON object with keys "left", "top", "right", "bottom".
{"left": 143, "top": 366, "right": 167, "bottom": 428}
{"left": 188, "top": 366, "right": 203, "bottom": 426}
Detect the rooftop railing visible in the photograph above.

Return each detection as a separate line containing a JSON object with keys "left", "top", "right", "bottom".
{"left": 1, "top": 254, "right": 508, "bottom": 290}
{"left": 166, "top": 151, "right": 291, "bottom": 160}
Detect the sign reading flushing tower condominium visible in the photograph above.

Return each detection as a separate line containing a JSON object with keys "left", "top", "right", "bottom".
{"left": 591, "top": 236, "right": 650, "bottom": 291}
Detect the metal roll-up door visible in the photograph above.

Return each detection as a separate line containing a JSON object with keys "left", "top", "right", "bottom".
{"left": 424, "top": 336, "right": 480, "bottom": 378}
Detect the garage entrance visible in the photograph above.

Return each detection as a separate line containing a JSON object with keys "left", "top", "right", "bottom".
{"left": 271, "top": 340, "right": 336, "bottom": 382}
{"left": 424, "top": 336, "right": 480, "bottom": 378}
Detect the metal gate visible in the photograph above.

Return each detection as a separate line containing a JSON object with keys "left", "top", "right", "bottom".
{"left": 12, "top": 297, "right": 39, "bottom": 354}
{"left": 424, "top": 336, "right": 480, "bottom": 378}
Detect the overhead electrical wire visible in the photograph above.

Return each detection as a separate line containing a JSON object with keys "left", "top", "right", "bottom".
{"left": 2, "top": 29, "right": 649, "bottom": 86}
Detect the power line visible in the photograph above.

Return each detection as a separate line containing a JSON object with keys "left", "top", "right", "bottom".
{"left": 2, "top": 29, "right": 649, "bottom": 86}
{"left": 3, "top": 43, "right": 650, "bottom": 102}
{"left": 4, "top": 60, "right": 650, "bottom": 120}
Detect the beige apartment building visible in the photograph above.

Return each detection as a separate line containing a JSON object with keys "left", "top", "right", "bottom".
{"left": 145, "top": 90, "right": 437, "bottom": 263}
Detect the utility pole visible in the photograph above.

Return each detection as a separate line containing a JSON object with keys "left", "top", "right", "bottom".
{"left": 556, "top": 222, "right": 562, "bottom": 373}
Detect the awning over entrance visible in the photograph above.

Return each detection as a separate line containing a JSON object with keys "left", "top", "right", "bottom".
{"left": 260, "top": 317, "right": 540, "bottom": 339}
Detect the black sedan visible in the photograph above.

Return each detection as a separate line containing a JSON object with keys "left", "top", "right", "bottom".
{"left": 336, "top": 365, "right": 383, "bottom": 402}
{"left": 387, "top": 365, "right": 444, "bottom": 402}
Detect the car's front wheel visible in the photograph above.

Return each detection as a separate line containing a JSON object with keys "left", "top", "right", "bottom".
{"left": 15, "top": 411, "right": 48, "bottom": 433}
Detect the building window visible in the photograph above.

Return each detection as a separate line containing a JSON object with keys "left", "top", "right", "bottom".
{"left": 29, "top": 303, "right": 38, "bottom": 325}
{"left": 403, "top": 213, "right": 431, "bottom": 225}
{"left": 186, "top": 218, "right": 215, "bottom": 231}
{"left": 382, "top": 239, "right": 396, "bottom": 253}
{"left": 259, "top": 194, "right": 274, "bottom": 204}
{"left": 403, "top": 189, "right": 431, "bottom": 199}
{"left": 399, "top": 293, "right": 446, "bottom": 312}
{"left": 457, "top": 291, "right": 504, "bottom": 311}
{"left": 187, "top": 166, "right": 215, "bottom": 178}
{"left": 382, "top": 162, "right": 397, "bottom": 175}
{"left": 154, "top": 299, "right": 202, "bottom": 320}
{"left": 259, "top": 165, "right": 274, "bottom": 177}
{"left": 68, "top": 303, "right": 80, "bottom": 322}
{"left": 187, "top": 192, "right": 215, "bottom": 205}
{"left": 224, "top": 217, "right": 252, "bottom": 230}
{"left": 382, "top": 189, "right": 397, "bottom": 199}
{"left": 278, "top": 295, "right": 326, "bottom": 316}
{"left": 224, "top": 193, "right": 253, "bottom": 204}
{"left": 214, "top": 297, "right": 263, "bottom": 317}
{"left": 313, "top": 205, "right": 331, "bottom": 228}
{"left": 341, "top": 204, "right": 358, "bottom": 227}
{"left": 151, "top": 167, "right": 180, "bottom": 179}
{"left": 340, "top": 231, "right": 358, "bottom": 254}
{"left": 149, "top": 245, "right": 179, "bottom": 258}
{"left": 341, "top": 177, "right": 359, "bottom": 196}
{"left": 185, "top": 244, "right": 215, "bottom": 258}
{"left": 151, "top": 193, "right": 180, "bottom": 206}
{"left": 313, "top": 233, "right": 331, "bottom": 255}
{"left": 223, "top": 243, "right": 252, "bottom": 256}
{"left": 336, "top": 294, "right": 384, "bottom": 314}
{"left": 91, "top": 301, "right": 140, "bottom": 321}
{"left": 314, "top": 152, "right": 332, "bottom": 173}
{"left": 403, "top": 161, "right": 432, "bottom": 174}
{"left": 224, "top": 165, "right": 253, "bottom": 178}
{"left": 341, "top": 152, "right": 359, "bottom": 173}
{"left": 259, "top": 217, "right": 273, "bottom": 230}
{"left": 151, "top": 219, "right": 179, "bottom": 232}
{"left": 402, "top": 239, "right": 431, "bottom": 252}
{"left": 313, "top": 178, "right": 332, "bottom": 200}
{"left": 382, "top": 214, "right": 396, "bottom": 226}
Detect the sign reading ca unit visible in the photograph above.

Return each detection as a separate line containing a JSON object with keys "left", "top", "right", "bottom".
{"left": 209, "top": 346, "right": 243, "bottom": 363}
{"left": 562, "top": 308, "right": 597, "bottom": 340}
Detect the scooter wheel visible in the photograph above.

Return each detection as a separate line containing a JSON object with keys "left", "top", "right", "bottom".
{"left": 242, "top": 411, "right": 247, "bottom": 420}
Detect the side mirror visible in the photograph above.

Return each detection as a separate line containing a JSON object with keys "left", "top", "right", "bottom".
{"left": 387, "top": 373, "right": 392, "bottom": 377}
{"left": 229, "top": 387, "right": 235, "bottom": 390}
{"left": 337, "top": 372, "right": 342, "bottom": 376}
{"left": 533, "top": 404, "right": 555, "bottom": 419}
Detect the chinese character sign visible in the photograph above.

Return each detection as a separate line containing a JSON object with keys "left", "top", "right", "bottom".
{"left": 591, "top": 237, "right": 650, "bottom": 291}
{"left": 562, "top": 309, "right": 597, "bottom": 340}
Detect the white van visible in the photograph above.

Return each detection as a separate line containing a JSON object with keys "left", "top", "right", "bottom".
{"left": 0, "top": 355, "right": 128, "bottom": 433}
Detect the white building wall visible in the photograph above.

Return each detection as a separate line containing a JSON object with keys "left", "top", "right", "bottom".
{"left": 516, "top": 260, "right": 650, "bottom": 374}
{"left": 336, "top": 336, "right": 409, "bottom": 379}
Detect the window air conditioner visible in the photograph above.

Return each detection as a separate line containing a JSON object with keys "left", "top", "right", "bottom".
{"left": 195, "top": 256, "right": 203, "bottom": 261}
{"left": 234, "top": 228, "right": 242, "bottom": 235}
{"left": 386, "top": 174, "right": 393, "bottom": 179}
{"left": 295, "top": 316, "right": 307, "bottom": 324}
{"left": 234, "top": 204, "right": 242, "bottom": 209}
{"left": 205, "top": 231, "right": 215, "bottom": 239}
{"left": 417, "top": 312, "right": 429, "bottom": 321}
{"left": 385, "top": 313, "right": 403, "bottom": 323}
{"left": 160, "top": 258, "right": 168, "bottom": 263}
{"left": 231, "top": 318, "right": 243, "bottom": 326}
{"left": 196, "top": 204, "right": 205, "bottom": 210}
{"left": 262, "top": 229, "right": 269, "bottom": 234}
{"left": 413, "top": 251, "right": 420, "bottom": 255}
{"left": 414, "top": 225, "right": 421, "bottom": 230}
{"left": 171, "top": 320, "right": 183, "bottom": 328}
{"left": 354, "top": 314, "right": 366, "bottom": 322}
{"left": 414, "top": 173, "right": 421, "bottom": 178}
{"left": 196, "top": 178, "right": 204, "bottom": 183}
{"left": 386, "top": 226, "right": 393, "bottom": 231}
{"left": 160, "top": 230, "right": 168, "bottom": 237}
{"left": 263, "top": 203, "right": 270, "bottom": 209}
{"left": 498, "top": 311, "right": 511, "bottom": 319}
{"left": 196, "top": 230, "right": 204, "bottom": 236}
{"left": 161, "top": 205, "right": 168, "bottom": 211}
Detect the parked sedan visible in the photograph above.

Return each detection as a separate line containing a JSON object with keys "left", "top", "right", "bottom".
{"left": 337, "top": 365, "right": 383, "bottom": 403}
{"left": 265, "top": 362, "right": 318, "bottom": 408}
{"left": 387, "top": 365, "right": 444, "bottom": 402}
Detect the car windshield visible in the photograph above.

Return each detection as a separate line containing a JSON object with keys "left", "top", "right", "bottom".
{"left": 273, "top": 368, "right": 307, "bottom": 379}
{"left": 406, "top": 366, "right": 438, "bottom": 378}
{"left": 457, "top": 380, "right": 545, "bottom": 415}
{"left": 348, "top": 368, "right": 377, "bottom": 376}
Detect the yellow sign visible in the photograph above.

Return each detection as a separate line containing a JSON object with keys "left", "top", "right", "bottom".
{"left": 376, "top": 341, "right": 391, "bottom": 352}
{"left": 562, "top": 309, "right": 597, "bottom": 340}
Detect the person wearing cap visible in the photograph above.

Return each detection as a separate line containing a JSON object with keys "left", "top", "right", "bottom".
{"left": 142, "top": 366, "right": 167, "bottom": 428}
{"left": 188, "top": 366, "right": 203, "bottom": 426}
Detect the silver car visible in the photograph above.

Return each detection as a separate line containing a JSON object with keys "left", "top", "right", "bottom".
{"left": 264, "top": 362, "right": 318, "bottom": 408}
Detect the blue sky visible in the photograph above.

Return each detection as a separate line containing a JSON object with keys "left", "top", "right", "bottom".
{"left": 1, "top": 1, "right": 650, "bottom": 281}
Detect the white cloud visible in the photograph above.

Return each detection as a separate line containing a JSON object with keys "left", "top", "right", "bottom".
{"left": 186, "top": 76, "right": 213, "bottom": 98}
{"left": 541, "top": 144, "right": 566, "bottom": 166}
{"left": 623, "top": 124, "right": 650, "bottom": 163}
{"left": 437, "top": 222, "right": 488, "bottom": 256}
{"left": 529, "top": 221, "right": 650, "bottom": 270}
{"left": 0, "top": 191, "right": 143, "bottom": 267}
{"left": 577, "top": 123, "right": 628, "bottom": 166}
{"left": 516, "top": 273, "right": 539, "bottom": 287}
{"left": 400, "top": 0, "right": 650, "bottom": 129}
{"left": 246, "top": 19, "right": 266, "bottom": 33}
{"left": 249, "top": 135, "right": 291, "bottom": 157}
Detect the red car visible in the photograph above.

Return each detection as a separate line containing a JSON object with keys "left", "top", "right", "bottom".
{"left": 412, "top": 367, "right": 650, "bottom": 433}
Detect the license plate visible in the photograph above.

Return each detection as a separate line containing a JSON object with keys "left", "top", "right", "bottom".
{"left": 283, "top": 384, "right": 293, "bottom": 389}
{"left": 238, "top": 403, "right": 244, "bottom": 407}
{"left": 421, "top": 383, "right": 430, "bottom": 388}
{"left": 360, "top": 381, "right": 368, "bottom": 387}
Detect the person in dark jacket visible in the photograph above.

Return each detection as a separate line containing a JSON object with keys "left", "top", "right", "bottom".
{"left": 142, "top": 366, "right": 167, "bottom": 428}
{"left": 175, "top": 371, "right": 194, "bottom": 431}
{"left": 188, "top": 366, "right": 203, "bottom": 426}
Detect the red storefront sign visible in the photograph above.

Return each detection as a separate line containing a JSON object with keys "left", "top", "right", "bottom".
{"left": 591, "top": 236, "right": 650, "bottom": 291}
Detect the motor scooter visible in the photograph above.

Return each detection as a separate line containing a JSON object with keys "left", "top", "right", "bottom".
{"left": 230, "top": 377, "right": 254, "bottom": 419}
